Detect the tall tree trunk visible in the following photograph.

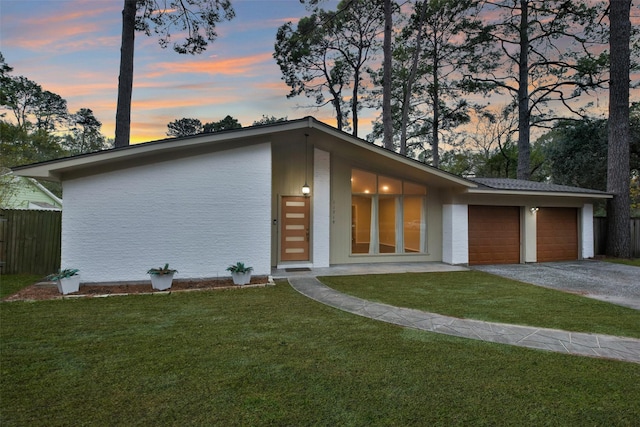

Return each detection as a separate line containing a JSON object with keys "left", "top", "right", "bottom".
{"left": 332, "top": 95, "right": 344, "bottom": 131}
{"left": 606, "top": 0, "right": 631, "bottom": 258}
{"left": 431, "top": 36, "right": 440, "bottom": 168}
{"left": 516, "top": 0, "right": 530, "bottom": 180}
{"left": 352, "top": 68, "right": 359, "bottom": 137}
{"left": 382, "top": 0, "right": 394, "bottom": 150}
{"left": 115, "top": 0, "right": 136, "bottom": 148}
{"left": 400, "top": 1, "right": 427, "bottom": 156}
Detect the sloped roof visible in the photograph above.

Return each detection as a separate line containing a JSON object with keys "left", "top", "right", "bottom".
{"left": 11, "top": 116, "right": 473, "bottom": 189}
{"left": 469, "top": 178, "right": 611, "bottom": 197}
{"left": 10, "top": 117, "right": 611, "bottom": 200}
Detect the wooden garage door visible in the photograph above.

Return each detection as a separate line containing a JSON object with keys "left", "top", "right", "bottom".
{"left": 537, "top": 207, "right": 578, "bottom": 262}
{"left": 469, "top": 206, "right": 520, "bottom": 265}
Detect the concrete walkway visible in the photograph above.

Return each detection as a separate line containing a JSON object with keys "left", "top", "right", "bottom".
{"left": 288, "top": 276, "right": 640, "bottom": 364}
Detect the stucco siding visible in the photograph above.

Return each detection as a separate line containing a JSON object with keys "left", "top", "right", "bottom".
{"left": 442, "top": 204, "right": 468, "bottom": 264}
{"left": 313, "top": 148, "right": 331, "bottom": 267}
{"left": 61, "top": 143, "right": 272, "bottom": 283}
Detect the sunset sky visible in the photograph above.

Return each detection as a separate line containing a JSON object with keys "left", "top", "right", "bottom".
{"left": 1, "top": 1, "right": 637, "bottom": 146}
{"left": 0, "top": 0, "right": 349, "bottom": 143}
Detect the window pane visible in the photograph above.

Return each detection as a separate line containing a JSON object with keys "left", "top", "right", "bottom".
{"left": 404, "top": 181, "right": 427, "bottom": 195}
{"left": 351, "top": 195, "right": 372, "bottom": 253}
{"left": 351, "top": 169, "right": 376, "bottom": 194}
{"left": 379, "top": 196, "right": 396, "bottom": 253}
{"left": 379, "top": 175, "right": 402, "bottom": 194}
{"left": 351, "top": 169, "right": 428, "bottom": 255}
{"left": 404, "top": 197, "right": 424, "bottom": 253}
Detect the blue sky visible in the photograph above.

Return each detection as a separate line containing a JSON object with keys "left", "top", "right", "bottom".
{"left": 0, "top": 0, "right": 350, "bottom": 143}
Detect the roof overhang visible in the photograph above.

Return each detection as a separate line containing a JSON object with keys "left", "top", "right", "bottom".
{"left": 466, "top": 188, "right": 613, "bottom": 199}
{"left": 12, "top": 119, "right": 313, "bottom": 182}
{"left": 12, "top": 117, "right": 477, "bottom": 190}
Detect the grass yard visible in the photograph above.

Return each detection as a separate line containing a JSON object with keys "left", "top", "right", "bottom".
{"left": 320, "top": 271, "right": 640, "bottom": 339}
{"left": 1, "top": 275, "right": 639, "bottom": 426}
{"left": 604, "top": 257, "right": 640, "bottom": 267}
{"left": 0, "top": 274, "right": 42, "bottom": 299}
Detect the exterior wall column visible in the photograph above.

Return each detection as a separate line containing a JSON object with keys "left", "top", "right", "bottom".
{"left": 442, "top": 204, "right": 468, "bottom": 264}
{"left": 523, "top": 206, "right": 537, "bottom": 263}
{"left": 581, "top": 203, "right": 594, "bottom": 259}
{"left": 312, "top": 148, "right": 331, "bottom": 267}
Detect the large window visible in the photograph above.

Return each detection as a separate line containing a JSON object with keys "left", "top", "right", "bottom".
{"left": 351, "top": 169, "right": 427, "bottom": 254}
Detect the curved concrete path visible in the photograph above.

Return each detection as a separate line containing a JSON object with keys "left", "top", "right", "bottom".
{"left": 288, "top": 276, "right": 640, "bottom": 364}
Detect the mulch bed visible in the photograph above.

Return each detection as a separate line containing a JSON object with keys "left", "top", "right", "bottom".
{"left": 3, "top": 276, "right": 273, "bottom": 302}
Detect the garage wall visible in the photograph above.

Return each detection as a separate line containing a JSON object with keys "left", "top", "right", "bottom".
{"left": 442, "top": 204, "right": 468, "bottom": 264}
{"left": 62, "top": 143, "right": 272, "bottom": 283}
{"left": 581, "top": 204, "right": 594, "bottom": 258}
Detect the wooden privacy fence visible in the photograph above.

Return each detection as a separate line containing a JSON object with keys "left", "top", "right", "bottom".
{"left": 593, "top": 217, "right": 640, "bottom": 258}
{"left": 0, "top": 209, "right": 61, "bottom": 275}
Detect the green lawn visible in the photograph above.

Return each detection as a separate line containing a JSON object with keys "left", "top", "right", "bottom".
{"left": 1, "top": 275, "right": 639, "bottom": 426}
{"left": 0, "top": 274, "right": 42, "bottom": 299}
{"left": 603, "top": 257, "right": 640, "bottom": 267}
{"left": 320, "top": 271, "right": 640, "bottom": 339}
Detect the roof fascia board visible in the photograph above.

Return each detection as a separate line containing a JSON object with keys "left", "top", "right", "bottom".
{"left": 466, "top": 188, "right": 612, "bottom": 199}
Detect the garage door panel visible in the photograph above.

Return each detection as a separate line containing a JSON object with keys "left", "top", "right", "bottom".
{"left": 469, "top": 206, "right": 520, "bottom": 265}
{"left": 537, "top": 208, "right": 577, "bottom": 262}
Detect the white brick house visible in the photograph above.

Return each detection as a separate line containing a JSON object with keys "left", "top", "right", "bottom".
{"left": 14, "top": 117, "right": 611, "bottom": 283}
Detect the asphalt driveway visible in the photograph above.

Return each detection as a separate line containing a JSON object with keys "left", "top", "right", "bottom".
{"left": 472, "top": 260, "right": 640, "bottom": 310}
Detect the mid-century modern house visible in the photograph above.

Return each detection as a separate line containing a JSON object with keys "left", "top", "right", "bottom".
{"left": 13, "top": 117, "right": 611, "bottom": 283}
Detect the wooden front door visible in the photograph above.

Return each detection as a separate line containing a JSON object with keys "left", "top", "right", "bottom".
{"left": 281, "top": 196, "right": 310, "bottom": 261}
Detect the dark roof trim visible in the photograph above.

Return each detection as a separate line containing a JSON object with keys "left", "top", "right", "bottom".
{"left": 468, "top": 178, "right": 612, "bottom": 198}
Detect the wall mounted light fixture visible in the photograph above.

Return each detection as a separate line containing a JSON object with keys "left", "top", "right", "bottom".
{"left": 530, "top": 207, "right": 539, "bottom": 213}
{"left": 302, "top": 133, "right": 310, "bottom": 196}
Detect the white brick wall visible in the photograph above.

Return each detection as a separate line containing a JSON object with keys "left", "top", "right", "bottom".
{"left": 61, "top": 143, "right": 272, "bottom": 283}
{"left": 581, "top": 203, "right": 594, "bottom": 259}
{"left": 442, "top": 204, "right": 468, "bottom": 264}
{"left": 313, "top": 148, "right": 331, "bottom": 267}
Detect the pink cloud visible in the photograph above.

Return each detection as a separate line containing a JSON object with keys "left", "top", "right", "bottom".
{"left": 145, "top": 53, "right": 274, "bottom": 78}
{"left": 23, "top": 4, "right": 119, "bottom": 26}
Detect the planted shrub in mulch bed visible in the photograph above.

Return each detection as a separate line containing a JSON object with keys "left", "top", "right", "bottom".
{"left": 3, "top": 276, "right": 272, "bottom": 302}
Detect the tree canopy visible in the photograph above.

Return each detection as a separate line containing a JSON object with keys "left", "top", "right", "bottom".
{"left": 274, "top": 0, "right": 383, "bottom": 135}
{"left": 466, "top": 0, "right": 609, "bottom": 179}
{"left": 0, "top": 54, "right": 111, "bottom": 170}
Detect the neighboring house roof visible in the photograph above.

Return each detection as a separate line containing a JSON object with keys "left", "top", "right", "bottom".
{"left": 467, "top": 178, "right": 612, "bottom": 199}
{"left": 0, "top": 173, "right": 63, "bottom": 210}
{"left": 29, "top": 201, "right": 62, "bottom": 210}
